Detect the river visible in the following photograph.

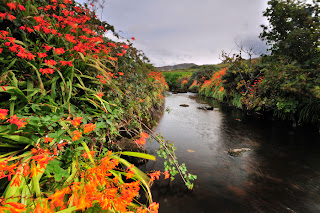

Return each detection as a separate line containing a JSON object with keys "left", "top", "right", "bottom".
{"left": 141, "top": 92, "right": 320, "bottom": 213}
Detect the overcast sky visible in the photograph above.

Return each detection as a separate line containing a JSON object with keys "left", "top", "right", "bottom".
{"left": 80, "top": 0, "right": 272, "bottom": 66}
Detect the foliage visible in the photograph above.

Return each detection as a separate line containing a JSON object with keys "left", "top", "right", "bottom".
{"left": 162, "top": 65, "right": 220, "bottom": 91}
{"left": 162, "top": 71, "right": 191, "bottom": 90}
{"left": 260, "top": 0, "right": 320, "bottom": 68}
{"left": 0, "top": 0, "right": 195, "bottom": 212}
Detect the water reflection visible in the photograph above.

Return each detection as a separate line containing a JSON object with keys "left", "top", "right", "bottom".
{"left": 141, "top": 92, "right": 320, "bottom": 213}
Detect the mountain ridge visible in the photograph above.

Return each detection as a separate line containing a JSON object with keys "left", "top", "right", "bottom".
{"left": 156, "top": 63, "right": 198, "bottom": 71}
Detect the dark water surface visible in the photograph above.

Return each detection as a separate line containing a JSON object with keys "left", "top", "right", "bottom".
{"left": 141, "top": 92, "right": 320, "bottom": 213}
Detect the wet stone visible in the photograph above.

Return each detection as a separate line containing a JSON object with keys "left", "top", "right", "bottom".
{"left": 228, "top": 148, "right": 251, "bottom": 157}
{"left": 180, "top": 104, "right": 189, "bottom": 107}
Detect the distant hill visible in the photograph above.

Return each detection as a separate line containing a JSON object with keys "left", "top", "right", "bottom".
{"left": 156, "top": 63, "right": 198, "bottom": 71}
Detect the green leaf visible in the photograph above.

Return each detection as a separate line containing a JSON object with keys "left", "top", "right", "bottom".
{"left": 46, "top": 159, "right": 70, "bottom": 181}
{"left": 0, "top": 135, "right": 34, "bottom": 144}
{"left": 120, "top": 151, "right": 156, "bottom": 161}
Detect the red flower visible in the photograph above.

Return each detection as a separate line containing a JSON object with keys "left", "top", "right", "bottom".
{"left": 53, "top": 47, "right": 65, "bottom": 55}
{"left": 8, "top": 115, "right": 27, "bottom": 129}
{"left": 60, "top": 60, "right": 72, "bottom": 67}
{"left": 37, "top": 52, "right": 47, "bottom": 58}
{"left": 44, "top": 59, "right": 57, "bottom": 66}
{"left": 81, "top": 150, "right": 95, "bottom": 159}
{"left": 150, "top": 171, "right": 161, "bottom": 181}
{"left": 107, "top": 42, "right": 116, "bottom": 48}
{"left": 131, "top": 37, "right": 135, "bottom": 40}
{"left": 19, "top": 26, "right": 25, "bottom": 30}
{"left": 121, "top": 44, "right": 129, "bottom": 49}
{"left": 44, "top": 137, "right": 54, "bottom": 143}
{"left": 7, "top": 2, "right": 16, "bottom": 10}
{"left": 96, "top": 92, "right": 104, "bottom": 98}
{"left": 39, "top": 68, "right": 54, "bottom": 75}
{"left": 140, "top": 132, "right": 149, "bottom": 138}
{"left": 0, "top": 12, "right": 6, "bottom": 20}
{"left": 7, "top": 14, "right": 16, "bottom": 21}
{"left": 118, "top": 72, "right": 124, "bottom": 76}
{"left": 0, "top": 48, "right": 3, "bottom": 54}
{"left": 27, "top": 52, "right": 36, "bottom": 60}
{"left": 43, "top": 44, "right": 52, "bottom": 51}
{"left": 26, "top": 27, "right": 34, "bottom": 33}
{"left": 9, "top": 44, "right": 19, "bottom": 53}
{"left": 135, "top": 137, "right": 146, "bottom": 145}
{"left": 0, "top": 109, "right": 9, "bottom": 119}
{"left": 43, "top": 27, "right": 51, "bottom": 34}
{"left": 33, "top": 25, "right": 41, "bottom": 31}
{"left": 17, "top": 5, "right": 25, "bottom": 11}
{"left": 65, "top": 34, "right": 76, "bottom": 43}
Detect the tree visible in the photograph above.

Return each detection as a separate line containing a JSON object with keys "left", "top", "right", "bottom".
{"left": 260, "top": 0, "right": 320, "bottom": 67}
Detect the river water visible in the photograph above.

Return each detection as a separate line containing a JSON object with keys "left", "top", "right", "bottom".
{"left": 141, "top": 92, "right": 320, "bottom": 213}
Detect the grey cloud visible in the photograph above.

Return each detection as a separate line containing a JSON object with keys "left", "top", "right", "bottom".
{"left": 82, "top": 0, "right": 271, "bottom": 66}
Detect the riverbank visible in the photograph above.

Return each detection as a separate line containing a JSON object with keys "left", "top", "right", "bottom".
{"left": 0, "top": 0, "right": 168, "bottom": 212}
{"left": 162, "top": 60, "right": 320, "bottom": 131}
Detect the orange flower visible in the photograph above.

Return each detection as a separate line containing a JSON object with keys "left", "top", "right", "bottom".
{"left": 148, "top": 202, "right": 159, "bottom": 213}
{"left": 164, "top": 171, "right": 170, "bottom": 179}
{"left": 126, "top": 164, "right": 135, "bottom": 179}
{"left": 8, "top": 115, "right": 27, "bottom": 129}
{"left": 150, "top": 171, "right": 161, "bottom": 181}
{"left": 83, "top": 123, "right": 96, "bottom": 134}
{"left": 72, "top": 130, "right": 82, "bottom": 141}
{"left": 6, "top": 202, "right": 27, "bottom": 213}
{"left": 10, "top": 175, "right": 21, "bottom": 187}
{"left": 44, "top": 137, "right": 54, "bottom": 143}
{"left": 34, "top": 202, "right": 53, "bottom": 213}
{"left": 0, "top": 109, "right": 9, "bottom": 119}
{"left": 140, "top": 132, "right": 149, "bottom": 138}
{"left": 81, "top": 150, "right": 95, "bottom": 159}
{"left": 60, "top": 60, "right": 73, "bottom": 67}
{"left": 48, "top": 187, "right": 70, "bottom": 208}
{"left": 96, "top": 92, "right": 104, "bottom": 98}
{"left": 135, "top": 137, "right": 146, "bottom": 145}
{"left": 71, "top": 117, "right": 82, "bottom": 127}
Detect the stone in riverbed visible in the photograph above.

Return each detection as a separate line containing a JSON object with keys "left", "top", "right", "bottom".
{"left": 197, "top": 105, "right": 214, "bottom": 110}
{"left": 180, "top": 104, "right": 189, "bottom": 107}
{"left": 228, "top": 148, "right": 251, "bottom": 156}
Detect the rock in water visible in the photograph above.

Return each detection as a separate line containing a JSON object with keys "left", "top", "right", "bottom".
{"left": 228, "top": 148, "right": 251, "bottom": 156}
{"left": 197, "top": 105, "right": 214, "bottom": 110}
{"left": 180, "top": 104, "right": 189, "bottom": 107}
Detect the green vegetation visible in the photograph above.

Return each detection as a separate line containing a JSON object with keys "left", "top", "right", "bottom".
{"left": 260, "top": 0, "right": 320, "bottom": 68}
{"left": 0, "top": 0, "right": 196, "bottom": 212}
{"left": 162, "top": 70, "right": 193, "bottom": 90}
